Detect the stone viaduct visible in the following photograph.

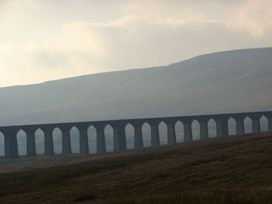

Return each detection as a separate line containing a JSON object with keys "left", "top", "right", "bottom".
{"left": 0, "top": 110, "right": 271, "bottom": 159}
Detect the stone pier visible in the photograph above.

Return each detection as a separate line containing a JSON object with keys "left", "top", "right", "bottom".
{"left": 79, "top": 125, "right": 89, "bottom": 154}
{"left": 215, "top": 117, "right": 229, "bottom": 137}
{"left": 96, "top": 124, "right": 106, "bottom": 153}
{"left": 166, "top": 120, "right": 176, "bottom": 144}
{"left": 150, "top": 121, "right": 160, "bottom": 147}
{"left": 62, "top": 127, "right": 72, "bottom": 154}
{"left": 133, "top": 122, "right": 144, "bottom": 149}
{"left": 183, "top": 120, "right": 192, "bottom": 142}
{"left": 26, "top": 128, "right": 36, "bottom": 157}
{"left": 44, "top": 127, "right": 54, "bottom": 156}
{"left": 235, "top": 117, "right": 245, "bottom": 135}
{"left": 199, "top": 119, "right": 209, "bottom": 140}
{"left": 113, "top": 122, "right": 126, "bottom": 151}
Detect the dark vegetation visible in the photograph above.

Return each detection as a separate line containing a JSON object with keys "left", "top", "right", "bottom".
{"left": 0, "top": 133, "right": 272, "bottom": 204}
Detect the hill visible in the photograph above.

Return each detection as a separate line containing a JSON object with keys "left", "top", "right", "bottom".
{"left": 0, "top": 132, "right": 272, "bottom": 204}
{"left": 0, "top": 47, "right": 272, "bottom": 126}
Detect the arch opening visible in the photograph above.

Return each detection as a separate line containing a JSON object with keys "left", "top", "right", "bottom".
{"left": 142, "top": 122, "right": 151, "bottom": 147}
{"left": 0, "top": 131, "right": 4, "bottom": 157}
{"left": 208, "top": 119, "right": 217, "bottom": 138}
{"left": 244, "top": 116, "right": 253, "bottom": 133}
{"left": 88, "top": 126, "right": 97, "bottom": 154}
{"left": 158, "top": 121, "right": 167, "bottom": 145}
{"left": 104, "top": 124, "right": 114, "bottom": 152}
{"left": 125, "top": 123, "right": 135, "bottom": 150}
{"left": 70, "top": 126, "right": 80, "bottom": 153}
{"left": 260, "top": 115, "right": 268, "bottom": 132}
{"left": 175, "top": 121, "right": 184, "bottom": 143}
{"left": 52, "top": 127, "right": 62, "bottom": 154}
{"left": 228, "top": 117, "right": 236, "bottom": 135}
{"left": 35, "top": 128, "right": 45, "bottom": 155}
{"left": 17, "top": 129, "right": 27, "bottom": 156}
{"left": 191, "top": 120, "right": 200, "bottom": 140}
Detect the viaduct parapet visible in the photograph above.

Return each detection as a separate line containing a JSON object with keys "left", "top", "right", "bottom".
{"left": 0, "top": 111, "right": 272, "bottom": 159}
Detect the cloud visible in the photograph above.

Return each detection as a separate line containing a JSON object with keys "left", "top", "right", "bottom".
{"left": 0, "top": 0, "right": 8, "bottom": 8}
{"left": 226, "top": 0, "right": 272, "bottom": 38}
{"left": 48, "top": 15, "right": 257, "bottom": 70}
{"left": 0, "top": 0, "right": 272, "bottom": 86}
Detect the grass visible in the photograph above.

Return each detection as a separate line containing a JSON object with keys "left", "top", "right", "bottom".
{"left": 0, "top": 132, "right": 272, "bottom": 203}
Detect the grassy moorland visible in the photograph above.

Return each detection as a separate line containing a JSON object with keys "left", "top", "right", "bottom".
{"left": 0, "top": 133, "right": 272, "bottom": 204}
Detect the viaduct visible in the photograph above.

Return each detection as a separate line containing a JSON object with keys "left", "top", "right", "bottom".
{"left": 0, "top": 110, "right": 272, "bottom": 159}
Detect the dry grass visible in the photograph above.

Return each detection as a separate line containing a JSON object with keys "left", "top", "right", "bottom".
{"left": 0, "top": 133, "right": 272, "bottom": 204}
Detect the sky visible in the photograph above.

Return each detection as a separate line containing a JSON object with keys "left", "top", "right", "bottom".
{"left": 0, "top": 0, "right": 272, "bottom": 87}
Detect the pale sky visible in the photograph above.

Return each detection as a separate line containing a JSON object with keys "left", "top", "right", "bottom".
{"left": 0, "top": 0, "right": 272, "bottom": 87}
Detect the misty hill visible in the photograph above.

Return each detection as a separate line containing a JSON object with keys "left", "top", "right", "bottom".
{"left": 1, "top": 47, "right": 272, "bottom": 126}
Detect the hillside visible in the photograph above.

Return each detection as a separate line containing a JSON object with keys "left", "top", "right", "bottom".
{"left": 0, "top": 47, "right": 272, "bottom": 126}
{"left": 0, "top": 133, "right": 272, "bottom": 204}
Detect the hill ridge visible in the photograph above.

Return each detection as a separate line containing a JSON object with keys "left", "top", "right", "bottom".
{"left": 0, "top": 47, "right": 272, "bottom": 126}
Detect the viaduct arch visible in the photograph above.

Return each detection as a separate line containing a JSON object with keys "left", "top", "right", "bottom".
{"left": 0, "top": 110, "right": 271, "bottom": 159}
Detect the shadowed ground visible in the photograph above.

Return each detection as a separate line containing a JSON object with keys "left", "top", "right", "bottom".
{"left": 0, "top": 132, "right": 272, "bottom": 204}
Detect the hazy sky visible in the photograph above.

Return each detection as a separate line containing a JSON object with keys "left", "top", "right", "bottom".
{"left": 0, "top": 0, "right": 272, "bottom": 87}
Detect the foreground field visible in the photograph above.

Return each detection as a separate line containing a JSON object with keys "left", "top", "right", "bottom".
{"left": 0, "top": 133, "right": 272, "bottom": 204}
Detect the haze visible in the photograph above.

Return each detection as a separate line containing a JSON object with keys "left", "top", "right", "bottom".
{"left": 1, "top": 0, "right": 272, "bottom": 87}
